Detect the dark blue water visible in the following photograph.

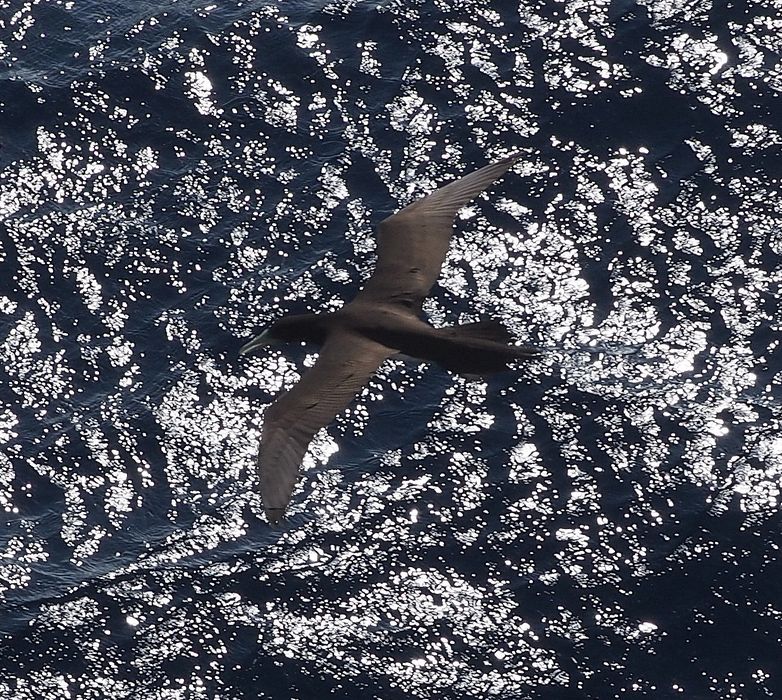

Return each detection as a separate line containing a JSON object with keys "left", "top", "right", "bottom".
{"left": 1, "top": 1, "right": 781, "bottom": 698}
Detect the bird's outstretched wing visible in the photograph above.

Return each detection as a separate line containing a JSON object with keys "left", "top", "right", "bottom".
{"left": 258, "top": 332, "right": 393, "bottom": 522}
{"left": 356, "top": 153, "right": 521, "bottom": 308}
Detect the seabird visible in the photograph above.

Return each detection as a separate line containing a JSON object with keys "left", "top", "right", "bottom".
{"left": 241, "top": 153, "right": 539, "bottom": 522}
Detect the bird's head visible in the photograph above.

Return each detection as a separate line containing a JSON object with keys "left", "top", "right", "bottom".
{"left": 239, "top": 324, "right": 284, "bottom": 356}
{"left": 240, "top": 313, "right": 326, "bottom": 355}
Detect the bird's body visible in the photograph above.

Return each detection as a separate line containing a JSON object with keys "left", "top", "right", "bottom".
{"left": 241, "top": 153, "right": 538, "bottom": 521}
{"left": 267, "top": 305, "right": 538, "bottom": 372}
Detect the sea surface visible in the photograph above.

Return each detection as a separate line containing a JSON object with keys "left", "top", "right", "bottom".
{"left": 1, "top": 0, "right": 781, "bottom": 698}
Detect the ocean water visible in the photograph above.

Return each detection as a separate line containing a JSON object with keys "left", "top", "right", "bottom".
{"left": 1, "top": 0, "right": 781, "bottom": 698}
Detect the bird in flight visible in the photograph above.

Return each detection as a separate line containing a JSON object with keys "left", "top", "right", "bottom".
{"left": 241, "top": 153, "right": 539, "bottom": 522}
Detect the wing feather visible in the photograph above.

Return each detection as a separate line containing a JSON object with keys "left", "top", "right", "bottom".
{"left": 357, "top": 153, "right": 521, "bottom": 307}
{"left": 258, "top": 332, "right": 393, "bottom": 521}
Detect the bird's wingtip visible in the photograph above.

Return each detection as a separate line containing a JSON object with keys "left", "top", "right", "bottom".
{"left": 265, "top": 507, "right": 287, "bottom": 525}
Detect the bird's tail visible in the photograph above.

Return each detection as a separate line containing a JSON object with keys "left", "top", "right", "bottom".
{"left": 445, "top": 319, "right": 514, "bottom": 344}
{"left": 433, "top": 319, "right": 540, "bottom": 375}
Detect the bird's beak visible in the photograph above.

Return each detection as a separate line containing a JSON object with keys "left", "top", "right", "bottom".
{"left": 239, "top": 329, "right": 276, "bottom": 355}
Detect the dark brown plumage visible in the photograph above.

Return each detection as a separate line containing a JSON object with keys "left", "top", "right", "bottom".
{"left": 240, "top": 153, "right": 539, "bottom": 522}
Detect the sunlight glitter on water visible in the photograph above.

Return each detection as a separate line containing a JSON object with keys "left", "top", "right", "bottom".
{"left": 1, "top": 0, "right": 781, "bottom": 696}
